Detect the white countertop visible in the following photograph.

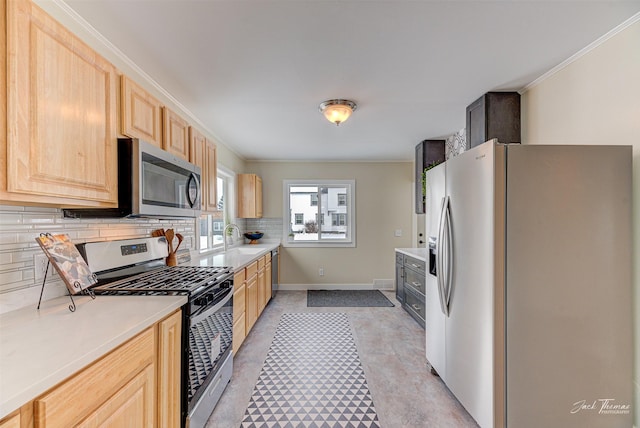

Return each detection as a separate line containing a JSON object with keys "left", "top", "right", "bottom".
{"left": 0, "top": 294, "right": 186, "bottom": 419}
{"left": 395, "top": 247, "right": 428, "bottom": 262}
{"left": 189, "top": 241, "right": 280, "bottom": 271}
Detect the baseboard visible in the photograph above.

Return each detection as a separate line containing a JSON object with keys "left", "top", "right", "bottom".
{"left": 279, "top": 283, "right": 379, "bottom": 291}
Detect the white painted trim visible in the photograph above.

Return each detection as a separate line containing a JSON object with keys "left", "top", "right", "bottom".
{"left": 522, "top": 11, "right": 640, "bottom": 93}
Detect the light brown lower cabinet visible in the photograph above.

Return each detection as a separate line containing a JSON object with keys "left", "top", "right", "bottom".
{"left": 0, "top": 412, "right": 20, "bottom": 428}
{"left": 232, "top": 272, "right": 247, "bottom": 354}
{"left": 232, "top": 251, "right": 278, "bottom": 356}
{"left": 246, "top": 270, "right": 258, "bottom": 333}
{"left": 1, "top": 310, "right": 182, "bottom": 428}
{"left": 257, "top": 257, "right": 266, "bottom": 314}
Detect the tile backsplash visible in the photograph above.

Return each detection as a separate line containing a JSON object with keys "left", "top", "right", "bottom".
{"left": 0, "top": 205, "right": 196, "bottom": 314}
{"left": 245, "top": 218, "right": 283, "bottom": 240}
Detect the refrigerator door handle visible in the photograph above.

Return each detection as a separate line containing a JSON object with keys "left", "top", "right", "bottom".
{"left": 443, "top": 197, "right": 453, "bottom": 315}
{"left": 437, "top": 196, "right": 448, "bottom": 316}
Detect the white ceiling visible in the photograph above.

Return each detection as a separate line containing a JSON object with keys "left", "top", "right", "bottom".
{"left": 62, "top": 0, "right": 640, "bottom": 162}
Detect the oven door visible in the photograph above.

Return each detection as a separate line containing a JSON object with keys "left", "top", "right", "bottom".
{"left": 187, "top": 286, "right": 233, "bottom": 428}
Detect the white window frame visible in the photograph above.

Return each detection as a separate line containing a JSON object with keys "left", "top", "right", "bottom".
{"left": 283, "top": 179, "right": 356, "bottom": 248}
{"left": 197, "top": 165, "right": 236, "bottom": 253}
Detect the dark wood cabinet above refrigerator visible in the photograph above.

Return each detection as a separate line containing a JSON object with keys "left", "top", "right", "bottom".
{"left": 466, "top": 91, "right": 521, "bottom": 150}
{"left": 415, "top": 140, "right": 445, "bottom": 214}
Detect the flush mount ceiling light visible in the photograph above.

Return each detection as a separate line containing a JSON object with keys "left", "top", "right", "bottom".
{"left": 319, "top": 99, "right": 357, "bottom": 126}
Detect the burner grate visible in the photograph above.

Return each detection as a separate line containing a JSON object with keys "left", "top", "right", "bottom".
{"left": 92, "top": 266, "right": 232, "bottom": 294}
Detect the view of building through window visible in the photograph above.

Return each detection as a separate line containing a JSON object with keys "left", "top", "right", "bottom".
{"left": 284, "top": 180, "right": 355, "bottom": 245}
{"left": 199, "top": 175, "right": 227, "bottom": 250}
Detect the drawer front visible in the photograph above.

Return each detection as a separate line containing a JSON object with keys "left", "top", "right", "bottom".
{"left": 404, "top": 256, "right": 425, "bottom": 272}
{"left": 404, "top": 287, "right": 426, "bottom": 327}
{"left": 234, "top": 271, "right": 245, "bottom": 284}
{"left": 257, "top": 256, "right": 265, "bottom": 270}
{"left": 404, "top": 268, "right": 425, "bottom": 295}
{"left": 233, "top": 312, "right": 246, "bottom": 354}
{"left": 35, "top": 327, "right": 155, "bottom": 427}
{"left": 395, "top": 252, "right": 404, "bottom": 264}
{"left": 245, "top": 261, "right": 258, "bottom": 279}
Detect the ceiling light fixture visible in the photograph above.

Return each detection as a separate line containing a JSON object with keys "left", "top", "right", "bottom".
{"left": 319, "top": 99, "right": 357, "bottom": 126}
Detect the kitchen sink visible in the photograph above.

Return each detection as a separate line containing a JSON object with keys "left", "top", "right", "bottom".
{"left": 231, "top": 246, "right": 265, "bottom": 255}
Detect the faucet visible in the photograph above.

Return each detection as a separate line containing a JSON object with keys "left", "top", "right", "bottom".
{"left": 223, "top": 223, "right": 241, "bottom": 251}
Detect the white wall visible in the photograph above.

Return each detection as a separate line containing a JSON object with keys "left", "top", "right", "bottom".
{"left": 246, "top": 161, "right": 413, "bottom": 287}
{"left": 521, "top": 19, "right": 640, "bottom": 426}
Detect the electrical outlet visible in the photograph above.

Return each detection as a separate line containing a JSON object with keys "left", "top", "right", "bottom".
{"left": 319, "top": 267, "right": 324, "bottom": 276}
{"left": 34, "top": 254, "right": 50, "bottom": 281}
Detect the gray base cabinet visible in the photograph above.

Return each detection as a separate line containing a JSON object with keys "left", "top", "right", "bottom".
{"left": 395, "top": 251, "right": 426, "bottom": 328}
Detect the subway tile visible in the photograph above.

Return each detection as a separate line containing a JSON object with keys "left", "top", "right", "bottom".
{"left": 22, "top": 214, "right": 56, "bottom": 224}
{"left": 0, "top": 270, "right": 23, "bottom": 285}
{"left": 0, "top": 206, "right": 26, "bottom": 212}
{"left": 0, "top": 253, "right": 12, "bottom": 264}
{"left": 0, "top": 214, "right": 22, "bottom": 224}
{"left": 23, "top": 206, "right": 59, "bottom": 213}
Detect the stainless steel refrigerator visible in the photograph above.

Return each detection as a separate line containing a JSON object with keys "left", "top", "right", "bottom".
{"left": 425, "top": 140, "right": 632, "bottom": 428}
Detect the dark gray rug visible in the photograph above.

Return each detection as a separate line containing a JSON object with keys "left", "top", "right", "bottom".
{"left": 242, "top": 313, "right": 380, "bottom": 427}
{"left": 307, "top": 289, "right": 394, "bottom": 307}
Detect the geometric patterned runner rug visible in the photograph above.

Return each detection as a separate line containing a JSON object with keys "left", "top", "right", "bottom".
{"left": 241, "top": 312, "right": 380, "bottom": 428}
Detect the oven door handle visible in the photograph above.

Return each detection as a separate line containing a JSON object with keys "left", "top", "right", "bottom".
{"left": 191, "top": 287, "right": 233, "bottom": 325}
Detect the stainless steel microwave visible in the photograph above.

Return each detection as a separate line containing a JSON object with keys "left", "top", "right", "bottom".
{"left": 64, "top": 138, "right": 201, "bottom": 218}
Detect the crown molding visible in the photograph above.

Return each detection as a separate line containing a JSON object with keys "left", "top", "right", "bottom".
{"left": 522, "top": 11, "right": 640, "bottom": 93}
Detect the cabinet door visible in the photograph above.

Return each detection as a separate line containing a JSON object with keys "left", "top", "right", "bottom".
{"left": 157, "top": 310, "right": 182, "bottom": 428}
{"left": 232, "top": 312, "right": 246, "bottom": 355}
{"left": 190, "top": 128, "right": 219, "bottom": 213}
{"left": 0, "top": 412, "right": 20, "bottom": 428}
{"left": 257, "top": 267, "right": 266, "bottom": 314}
{"left": 255, "top": 176, "right": 263, "bottom": 217}
{"left": 245, "top": 274, "right": 258, "bottom": 333}
{"left": 233, "top": 280, "right": 247, "bottom": 353}
{"left": 34, "top": 328, "right": 156, "bottom": 427}
{"left": 76, "top": 365, "right": 155, "bottom": 428}
{"left": 163, "top": 108, "right": 190, "bottom": 160}
{"left": 265, "top": 259, "right": 272, "bottom": 304}
{"left": 204, "top": 140, "right": 218, "bottom": 212}
{"left": 6, "top": 0, "right": 117, "bottom": 205}
{"left": 238, "top": 174, "right": 263, "bottom": 218}
{"left": 189, "top": 126, "right": 207, "bottom": 207}
{"left": 121, "top": 75, "right": 163, "bottom": 147}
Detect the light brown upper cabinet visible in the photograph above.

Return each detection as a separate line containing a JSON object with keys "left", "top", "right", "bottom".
{"left": 121, "top": 75, "right": 163, "bottom": 147}
{"left": 189, "top": 127, "right": 218, "bottom": 213}
{"left": 163, "top": 108, "right": 190, "bottom": 160}
{"left": 238, "top": 174, "right": 263, "bottom": 218}
{"left": 3, "top": 0, "right": 118, "bottom": 207}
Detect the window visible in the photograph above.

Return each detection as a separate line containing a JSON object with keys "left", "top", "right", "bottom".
{"left": 199, "top": 167, "right": 235, "bottom": 251}
{"left": 331, "top": 213, "right": 346, "bottom": 226}
{"left": 283, "top": 179, "right": 355, "bottom": 247}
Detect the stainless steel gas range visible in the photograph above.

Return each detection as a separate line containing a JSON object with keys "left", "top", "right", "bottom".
{"left": 78, "top": 237, "right": 233, "bottom": 428}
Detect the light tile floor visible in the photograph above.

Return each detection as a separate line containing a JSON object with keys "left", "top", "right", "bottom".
{"left": 206, "top": 291, "right": 478, "bottom": 428}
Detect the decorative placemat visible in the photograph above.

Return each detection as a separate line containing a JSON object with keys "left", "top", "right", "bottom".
{"left": 307, "top": 290, "right": 394, "bottom": 307}
{"left": 241, "top": 312, "right": 380, "bottom": 427}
